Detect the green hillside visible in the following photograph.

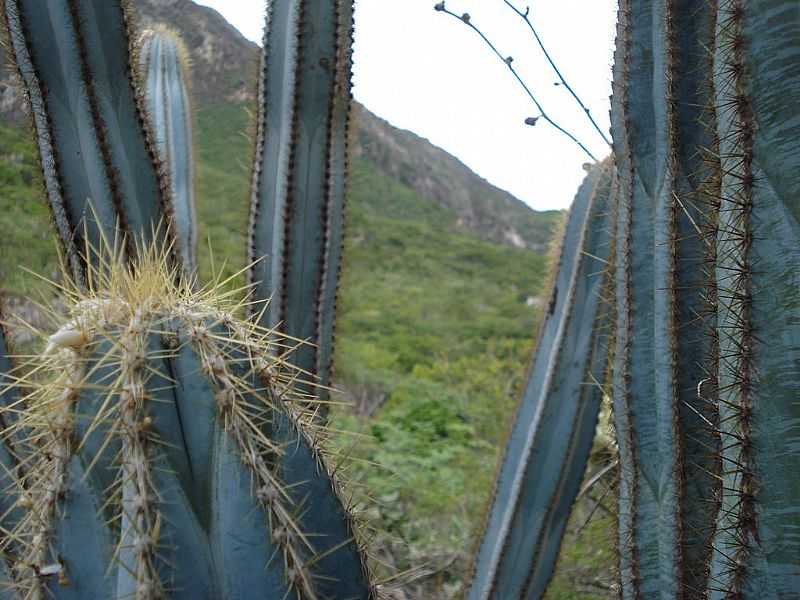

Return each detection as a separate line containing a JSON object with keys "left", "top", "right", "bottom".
{"left": 0, "top": 104, "right": 612, "bottom": 599}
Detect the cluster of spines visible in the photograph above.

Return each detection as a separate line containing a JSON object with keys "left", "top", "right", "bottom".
{"left": 608, "top": 0, "right": 641, "bottom": 596}
{"left": 12, "top": 329, "right": 85, "bottom": 598}
{"left": 114, "top": 305, "right": 163, "bottom": 599}
{"left": 188, "top": 317, "right": 318, "bottom": 598}
{"left": 708, "top": 1, "right": 757, "bottom": 595}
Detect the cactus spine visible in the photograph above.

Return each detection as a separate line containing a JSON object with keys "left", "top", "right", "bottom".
{"left": 467, "top": 160, "right": 616, "bottom": 600}
{"left": 248, "top": 0, "right": 355, "bottom": 409}
{"left": 139, "top": 28, "right": 197, "bottom": 275}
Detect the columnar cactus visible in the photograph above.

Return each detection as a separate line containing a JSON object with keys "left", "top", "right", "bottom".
{"left": 248, "top": 0, "right": 355, "bottom": 409}
{"left": 709, "top": 2, "right": 800, "bottom": 597}
{"left": 467, "top": 1, "right": 799, "bottom": 598}
{"left": 467, "top": 159, "right": 617, "bottom": 599}
{"left": 0, "top": 0, "right": 369, "bottom": 597}
{"left": 1, "top": 251, "right": 372, "bottom": 599}
{"left": 2, "top": 0, "right": 799, "bottom": 597}
{"left": 140, "top": 28, "right": 197, "bottom": 276}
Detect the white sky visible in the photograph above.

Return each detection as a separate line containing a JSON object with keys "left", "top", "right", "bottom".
{"left": 195, "top": 1, "right": 617, "bottom": 211}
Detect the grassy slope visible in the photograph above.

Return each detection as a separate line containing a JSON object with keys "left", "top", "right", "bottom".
{"left": 0, "top": 104, "right": 612, "bottom": 599}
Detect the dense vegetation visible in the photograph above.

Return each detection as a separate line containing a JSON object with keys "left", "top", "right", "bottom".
{"left": 0, "top": 104, "right": 612, "bottom": 598}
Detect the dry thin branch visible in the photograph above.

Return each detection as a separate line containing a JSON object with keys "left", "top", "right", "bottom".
{"left": 434, "top": 2, "right": 598, "bottom": 162}
{"left": 502, "top": 0, "right": 612, "bottom": 147}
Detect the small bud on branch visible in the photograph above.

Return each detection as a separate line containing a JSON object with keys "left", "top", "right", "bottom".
{"left": 434, "top": 4, "right": 598, "bottom": 161}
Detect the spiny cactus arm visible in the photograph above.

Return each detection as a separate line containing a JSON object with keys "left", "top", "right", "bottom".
{"left": 709, "top": 2, "right": 800, "bottom": 597}
{"left": 207, "top": 334, "right": 374, "bottom": 599}
{"left": 467, "top": 160, "right": 614, "bottom": 600}
{"left": 70, "top": 1, "right": 171, "bottom": 248}
{"left": 609, "top": 2, "right": 661, "bottom": 598}
{"left": 651, "top": 0, "right": 720, "bottom": 595}
{"left": 5, "top": 247, "right": 373, "bottom": 598}
{"left": 140, "top": 28, "right": 198, "bottom": 275}
{"left": 2, "top": 0, "right": 117, "bottom": 284}
{"left": 247, "top": 0, "right": 356, "bottom": 409}
{"left": 1, "top": 0, "right": 173, "bottom": 284}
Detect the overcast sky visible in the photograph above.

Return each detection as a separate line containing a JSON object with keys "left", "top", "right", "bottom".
{"left": 195, "top": 1, "right": 617, "bottom": 211}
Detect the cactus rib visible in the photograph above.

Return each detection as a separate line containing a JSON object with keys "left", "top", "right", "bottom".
{"left": 709, "top": 2, "right": 800, "bottom": 597}
{"left": 652, "top": 1, "right": 721, "bottom": 596}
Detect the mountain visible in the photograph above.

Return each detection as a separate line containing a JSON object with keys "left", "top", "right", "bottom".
{"left": 0, "top": 0, "right": 559, "bottom": 251}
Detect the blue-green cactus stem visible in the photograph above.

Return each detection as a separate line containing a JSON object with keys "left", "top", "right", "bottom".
{"left": 4, "top": 275, "right": 373, "bottom": 599}
{"left": 467, "top": 159, "right": 616, "bottom": 600}
{"left": 651, "top": 1, "right": 721, "bottom": 596}
{"left": 609, "top": 1, "right": 660, "bottom": 597}
{"left": 0, "top": 315, "right": 28, "bottom": 480}
{"left": 247, "top": 0, "right": 355, "bottom": 409}
{"left": 1, "top": 0, "right": 174, "bottom": 285}
{"left": 709, "top": 2, "right": 800, "bottom": 598}
{"left": 140, "top": 28, "right": 197, "bottom": 275}
{"left": 315, "top": 0, "right": 354, "bottom": 395}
